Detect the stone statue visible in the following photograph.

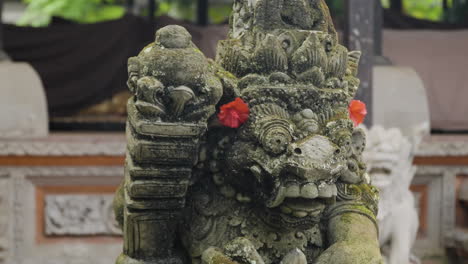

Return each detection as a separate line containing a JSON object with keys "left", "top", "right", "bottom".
{"left": 364, "top": 126, "right": 421, "bottom": 264}
{"left": 113, "top": 0, "right": 383, "bottom": 263}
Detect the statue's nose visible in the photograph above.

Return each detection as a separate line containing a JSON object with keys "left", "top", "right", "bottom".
{"left": 287, "top": 135, "right": 337, "bottom": 163}
{"left": 282, "top": 135, "right": 342, "bottom": 181}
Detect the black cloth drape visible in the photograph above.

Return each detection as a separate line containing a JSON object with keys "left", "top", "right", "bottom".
{"left": 4, "top": 15, "right": 153, "bottom": 116}
{"left": 7, "top": 10, "right": 466, "bottom": 117}
{"left": 3, "top": 14, "right": 228, "bottom": 116}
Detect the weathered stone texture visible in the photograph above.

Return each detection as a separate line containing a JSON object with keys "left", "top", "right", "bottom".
{"left": 115, "top": 1, "right": 383, "bottom": 263}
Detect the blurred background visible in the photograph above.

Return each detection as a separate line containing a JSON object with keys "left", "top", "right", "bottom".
{"left": 0, "top": 0, "right": 467, "bottom": 263}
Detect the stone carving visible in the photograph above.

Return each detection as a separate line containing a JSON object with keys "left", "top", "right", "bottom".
{"left": 0, "top": 176, "right": 9, "bottom": 263}
{"left": 45, "top": 194, "right": 121, "bottom": 236}
{"left": 114, "top": 1, "right": 383, "bottom": 263}
{"left": 363, "top": 126, "right": 420, "bottom": 264}
{"left": 0, "top": 138, "right": 125, "bottom": 156}
{"left": 0, "top": 167, "right": 123, "bottom": 264}
{"left": 416, "top": 136, "right": 468, "bottom": 157}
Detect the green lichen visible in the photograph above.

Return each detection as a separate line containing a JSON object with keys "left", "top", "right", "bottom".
{"left": 114, "top": 0, "right": 383, "bottom": 263}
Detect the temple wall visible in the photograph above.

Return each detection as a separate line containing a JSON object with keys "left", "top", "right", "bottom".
{"left": 0, "top": 133, "right": 467, "bottom": 263}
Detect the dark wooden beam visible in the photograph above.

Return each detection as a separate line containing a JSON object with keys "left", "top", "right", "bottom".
{"left": 0, "top": 0, "right": 8, "bottom": 61}
{"left": 344, "top": 0, "right": 375, "bottom": 127}
{"left": 390, "top": 0, "right": 403, "bottom": 13}
{"left": 197, "top": 0, "right": 209, "bottom": 26}
{"left": 0, "top": 0, "right": 4, "bottom": 55}
{"left": 374, "top": 0, "right": 391, "bottom": 65}
{"left": 443, "top": 0, "right": 449, "bottom": 10}
{"left": 374, "top": 0, "right": 383, "bottom": 57}
{"left": 148, "top": 0, "right": 156, "bottom": 26}
{"left": 126, "top": 0, "right": 135, "bottom": 10}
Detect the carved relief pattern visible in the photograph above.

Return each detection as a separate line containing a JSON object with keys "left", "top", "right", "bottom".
{"left": 0, "top": 176, "right": 9, "bottom": 263}
{"left": 0, "top": 168, "right": 123, "bottom": 264}
{"left": 45, "top": 194, "right": 121, "bottom": 236}
{"left": 416, "top": 137, "right": 468, "bottom": 157}
{"left": 0, "top": 141, "right": 125, "bottom": 156}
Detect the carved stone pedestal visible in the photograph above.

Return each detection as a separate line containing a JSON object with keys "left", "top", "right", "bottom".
{"left": 119, "top": 100, "right": 207, "bottom": 263}
{"left": 116, "top": 253, "right": 185, "bottom": 264}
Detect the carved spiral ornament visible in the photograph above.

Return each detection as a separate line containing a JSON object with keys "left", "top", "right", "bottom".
{"left": 258, "top": 119, "right": 294, "bottom": 155}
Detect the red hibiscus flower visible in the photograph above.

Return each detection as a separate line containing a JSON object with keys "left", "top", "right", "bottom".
{"left": 218, "top": 98, "right": 250, "bottom": 128}
{"left": 349, "top": 100, "right": 367, "bottom": 127}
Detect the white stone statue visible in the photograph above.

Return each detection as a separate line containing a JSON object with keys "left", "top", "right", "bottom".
{"left": 363, "top": 126, "right": 421, "bottom": 264}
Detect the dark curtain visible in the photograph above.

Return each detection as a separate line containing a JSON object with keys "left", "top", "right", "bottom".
{"left": 4, "top": 15, "right": 153, "bottom": 116}
{"left": 3, "top": 14, "right": 225, "bottom": 116}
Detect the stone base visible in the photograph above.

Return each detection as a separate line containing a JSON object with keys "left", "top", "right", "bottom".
{"left": 116, "top": 253, "right": 185, "bottom": 264}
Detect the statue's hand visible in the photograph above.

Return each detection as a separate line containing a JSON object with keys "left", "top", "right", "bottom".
{"left": 132, "top": 74, "right": 220, "bottom": 122}
{"left": 202, "top": 237, "right": 265, "bottom": 264}
{"left": 280, "top": 248, "right": 307, "bottom": 264}
{"left": 133, "top": 76, "right": 166, "bottom": 117}
{"left": 201, "top": 247, "right": 240, "bottom": 264}
{"left": 167, "top": 85, "right": 195, "bottom": 117}
{"left": 314, "top": 241, "right": 383, "bottom": 264}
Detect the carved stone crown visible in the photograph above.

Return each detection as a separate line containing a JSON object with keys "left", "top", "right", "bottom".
{"left": 230, "top": 0, "right": 336, "bottom": 37}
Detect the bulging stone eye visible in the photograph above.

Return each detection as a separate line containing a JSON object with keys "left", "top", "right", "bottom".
{"left": 259, "top": 120, "right": 293, "bottom": 155}
{"left": 278, "top": 32, "right": 296, "bottom": 55}
{"left": 347, "top": 160, "right": 358, "bottom": 172}
{"left": 263, "top": 132, "right": 290, "bottom": 155}
{"left": 252, "top": 104, "right": 293, "bottom": 155}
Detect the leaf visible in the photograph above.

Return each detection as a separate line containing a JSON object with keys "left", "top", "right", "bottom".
{"left": 18, "top": 0, "right": 124, "bottom": 26}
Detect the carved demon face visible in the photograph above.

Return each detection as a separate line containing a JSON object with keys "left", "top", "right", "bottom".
{"left": 209, "top": 8, "right": 366, "bottom": 228}
{"left": 210, "top": 85, "right": 367, "bottom": 229}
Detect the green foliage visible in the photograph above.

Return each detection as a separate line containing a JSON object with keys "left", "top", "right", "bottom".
{"left": 404, "top": 0, "right": 444, "bottom": 21}
{"left": 18, "top": 0, "right": 125, "bottom": 27}
{"left": 208, "top": 4, "right": 231, "bottom": 24}
{"left": 326, "top": 0, "right": 468, "bottom": 23}
{"left": 381, "top": 0, "right": 390, "bottom": 8}
{"left": 156, "top": 0, "right": 231, "bottom": 24}
{"left": 156, "top": 0, "right": 195, "bottom": 21}
{"left": 400, "top": 0, "right": 467, "bottom": 23}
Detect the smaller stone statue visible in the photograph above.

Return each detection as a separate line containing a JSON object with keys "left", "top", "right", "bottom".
{"left": 364, "top": 126, "right": 420, "bottom": 264}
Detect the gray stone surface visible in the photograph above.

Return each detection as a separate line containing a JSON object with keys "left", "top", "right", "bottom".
{"left": 0, "top": 62, "right": 48, "bottom": 138}
{"left": 115, "top": 1, "right": 383, "bottom": 263}
{"left": 373, "top": 66, "right": 430, "bottom": 138}
{"left": 0, "top": 164, "right": 123, "bottom": 264}
{"left": 45, "top": 194, "right": 121, "bottom": 236}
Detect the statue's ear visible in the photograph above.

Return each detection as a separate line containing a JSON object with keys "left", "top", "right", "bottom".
{"left": 351, "top": 128, "right": 366, "bottom": 156}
